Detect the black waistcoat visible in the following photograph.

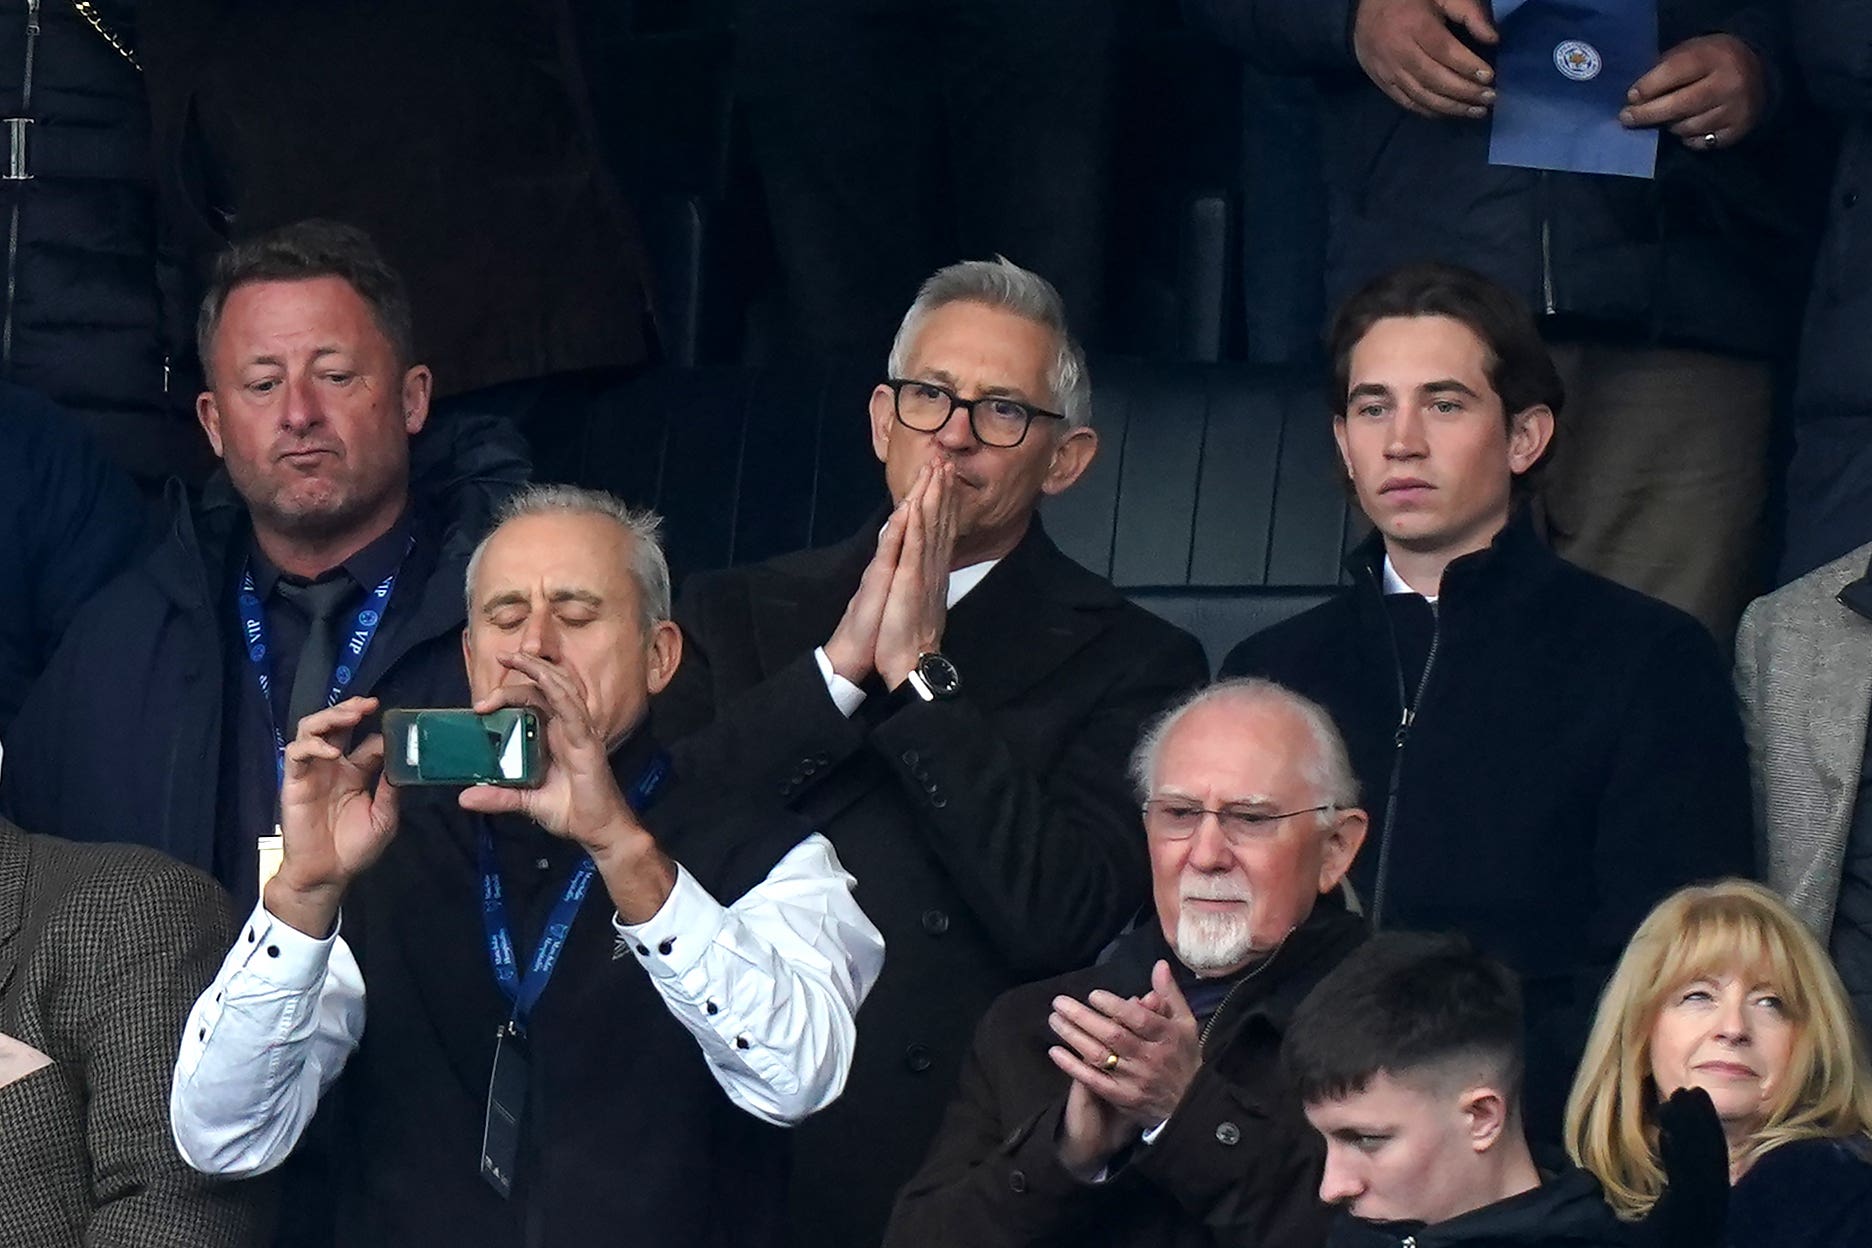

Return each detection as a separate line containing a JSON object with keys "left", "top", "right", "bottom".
{"left": 318, "top": 733, "right": 809, "bottom": 1247}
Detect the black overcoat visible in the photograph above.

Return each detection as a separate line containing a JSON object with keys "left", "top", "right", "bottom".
{"left": 654, "top": 515, "right": 1209, "bottom": 1246}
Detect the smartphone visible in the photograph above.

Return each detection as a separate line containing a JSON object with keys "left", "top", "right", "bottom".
{"left": 382, "top": 707, "right": 546, "bottom": 788}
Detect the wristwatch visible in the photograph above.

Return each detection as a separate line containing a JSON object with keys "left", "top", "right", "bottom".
{"left": 903, "top": 652, "right": 962, "bottom": 703}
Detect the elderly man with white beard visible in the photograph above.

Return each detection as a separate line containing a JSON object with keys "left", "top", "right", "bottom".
{"left": 884, "top": 678, "right": 1371, "bottom": 1248}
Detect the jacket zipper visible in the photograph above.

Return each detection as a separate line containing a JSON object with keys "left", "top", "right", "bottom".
{"left": 1370, "top": 572, "right": 1440, "bottom": 929}
{"left": 1195, "top": 928, "right": 1291, "bottom": 1055}
{"left": 71, "top": 1, "right": 139, "bottom": 70}
{"left": 1538, "top": 170, "right": 1556, "bottom": 315}
{"left": 3, "top": 0, "right": 40, "bottom": 371}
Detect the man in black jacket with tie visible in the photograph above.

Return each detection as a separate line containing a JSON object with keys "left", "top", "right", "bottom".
{"left": 654, "top": 257, "right": 1208, "bottom": 1247}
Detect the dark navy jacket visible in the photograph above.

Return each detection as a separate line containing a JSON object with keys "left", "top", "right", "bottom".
{"left": 0, "top": 411, "right": 528, "bottom": 895}
{"left": 0, "top": 382, "right": 143, "bottom": 732}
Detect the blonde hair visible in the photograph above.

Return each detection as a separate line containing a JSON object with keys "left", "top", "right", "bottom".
{"left": 1564, "top": 879, "right": 1872, "bottom": 1218}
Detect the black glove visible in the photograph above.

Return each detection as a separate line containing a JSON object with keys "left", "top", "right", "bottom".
{"left": 1638, "top": 1085, "right": 1728, "bottom": 1248}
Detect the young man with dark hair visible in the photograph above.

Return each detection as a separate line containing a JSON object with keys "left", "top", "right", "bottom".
{"left": 1286, "top": 932, "right": 1628, "bottom": 1246}
{"left": 1223, "top": 262, "right": 1752, "bottom": 1140}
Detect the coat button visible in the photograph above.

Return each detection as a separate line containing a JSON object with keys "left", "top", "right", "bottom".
{"left": 931, "top": 793, "right": 948, "bottom": 809}
{"left": 1008, "top": 1169, "right": 1029, "bottom": 1194}
{"left": 1846, "top": 189, "right": 1861, "bottom": 209}
{"left": 901, "top": 750, "right": 919, "bottom": 766}
{"left": 921, "top": 908, "right": 950, "bottom": 936}
{"left": 1215, "top": 1121, "right": 1241, "bottom": 1146}
{"left": 802, "top": 760, "right": 818, "bottom": 776}
{"left": 904, "top": 1043, "right": 933, "bottom": 1073}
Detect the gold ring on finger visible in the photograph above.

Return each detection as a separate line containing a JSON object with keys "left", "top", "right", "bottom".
{"left": 1102, "top": 1051, "right": 1121, "bottom": 1073}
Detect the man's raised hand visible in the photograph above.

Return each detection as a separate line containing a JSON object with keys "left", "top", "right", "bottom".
{"left": 458, "top": 651, "right": 635, "bottom": 852}
{"left": 266, "top": 695, "right": 400, "bottom": 937}
{"left": 874, "top": 457, "right": 958, "bottom": 688}
{"left": 459, "top": 652, "right": 676, "bottom": 923}
{"left": 822, "top": 472, "right": 915, "bottom": 684}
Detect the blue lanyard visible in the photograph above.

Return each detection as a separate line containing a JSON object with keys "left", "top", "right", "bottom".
{"left": 236, "top": 543, "right": 407, "bottom": 789}
{"left": 477, "top": 750, "right": 671, "bottom": 1035}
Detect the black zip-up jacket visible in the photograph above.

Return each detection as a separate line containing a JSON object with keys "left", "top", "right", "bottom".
{"left": 1221, "top": 515, "right": 1752, "bottom": 1137}
{"left": 885, "top": 900, "right": 1367, "bottom": 1248}
{"left": 1327, "top": 1168, "right": 1635, "bottom": 1248}
{"left": 0, "top": 411, "right": 530, "bottom": 894}
{"left": 0, "top": 2, "right": 206, "bottom": 482}
{"left": 1184, "top": 0, "right": 1828, "bottom": 361}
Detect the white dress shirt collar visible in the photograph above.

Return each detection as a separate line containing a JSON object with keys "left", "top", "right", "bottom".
{"left": 1381, "top": 553, "right": 1438, "bottom": 605}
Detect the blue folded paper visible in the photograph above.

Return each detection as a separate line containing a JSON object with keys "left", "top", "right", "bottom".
{"left": 1489, "top": 0, "right": 1659, "bottom": 179}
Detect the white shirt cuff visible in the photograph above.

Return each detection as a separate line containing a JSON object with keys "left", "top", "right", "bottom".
{"left": 812, "top": 647, "right": 867, "bottom": 718}
{"left": 611, "top": 866, "right": 727, "bottom": 981}
{"left": 228, "top": 899, "right": 341, "bottom": 991}
{"left": 1142, "top": 1118, "right": 1170, "bottom": 1146}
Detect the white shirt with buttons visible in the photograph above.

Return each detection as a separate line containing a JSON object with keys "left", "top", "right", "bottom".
{"left": 169, "top": 833, "right": 885, "bottom": 1178}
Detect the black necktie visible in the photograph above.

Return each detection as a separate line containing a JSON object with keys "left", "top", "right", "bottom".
{"left": 275, "top": 578, "right": 357, "bottom": 736}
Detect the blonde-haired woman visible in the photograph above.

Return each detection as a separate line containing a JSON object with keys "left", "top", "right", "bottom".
{"left": 1566, "top": 879, "right": 1872, "bottom": 1246}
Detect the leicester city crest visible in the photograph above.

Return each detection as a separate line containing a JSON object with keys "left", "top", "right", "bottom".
{"left": 1553, "top": 40, "right": 1601, "bottom": 81}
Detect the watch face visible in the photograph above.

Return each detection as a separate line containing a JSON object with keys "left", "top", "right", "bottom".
{"left": 917, "top": 653, "right": 961, "bottom": 697}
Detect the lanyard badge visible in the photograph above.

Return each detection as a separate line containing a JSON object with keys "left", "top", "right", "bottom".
{"left": 238, "top": 545, "right": 408, "bottom": 898}
{"left": 477, "top": 751, "right": 670, "bottom": 1198}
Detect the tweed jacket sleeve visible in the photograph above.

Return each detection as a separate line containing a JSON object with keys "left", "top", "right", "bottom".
{"left": 1733, "top": 548, "right": 1872, "bottom": 937}
{"left": 59, "top": 852, "right": 267, "bottom": 1245}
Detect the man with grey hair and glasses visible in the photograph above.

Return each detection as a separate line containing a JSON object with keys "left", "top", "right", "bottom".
{"left": 656, "top": 256, "right": 1207, "bottom": 1245}
{"left": 886, "top": 678, "right": 1368, "bottom": 1247}
{"left": 170, "top": 484, "right": 885, "bottom": 1247}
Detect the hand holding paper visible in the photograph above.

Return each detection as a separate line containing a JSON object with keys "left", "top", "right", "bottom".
{"left": 1354, "top": 0, "right": 1499, "bottom": 119}
{"left": 1488, "top": 0, "right": 1660, "bottom": 179}
{"left": 1620, "top": 34, "right": 1765, "bottom": 150}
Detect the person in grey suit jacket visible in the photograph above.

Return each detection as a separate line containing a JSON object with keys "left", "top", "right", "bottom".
{"left": 0, "top": 818, "right": 266, "bottom": 1245}
{"left": 1735, "top": 542, "right": 1872, "bottom": 1032}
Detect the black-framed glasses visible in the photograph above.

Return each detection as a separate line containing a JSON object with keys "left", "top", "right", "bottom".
{"left": 1141, "top": 798, "right": 1334, "bottom": 844}
{"left": 885, "top": 378, "right": 1065, "bottom": 449}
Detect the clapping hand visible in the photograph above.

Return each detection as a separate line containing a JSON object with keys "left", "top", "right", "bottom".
{"left": 266, "top": 695, "right": 400, "bottom": 937}
{"left": 1049, "top": 961, "right": 1203, "bottom": 1177}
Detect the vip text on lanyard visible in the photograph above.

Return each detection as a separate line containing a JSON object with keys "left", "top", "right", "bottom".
{"left": 237, "top": 549, "right": 406, "bottom": 789}
{"left": 477, "top": 751, "right": 671, "bottom": 1037}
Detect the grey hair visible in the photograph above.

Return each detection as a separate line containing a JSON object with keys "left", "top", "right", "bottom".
{"left": 1129, "top": 678, "right": 1360, "bottom": 830}
{"left": 464, "top": 484, "right": 672, "bottom": 632}
{"left": 886, "top": 257, "right": 1092, "bottom": 429}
